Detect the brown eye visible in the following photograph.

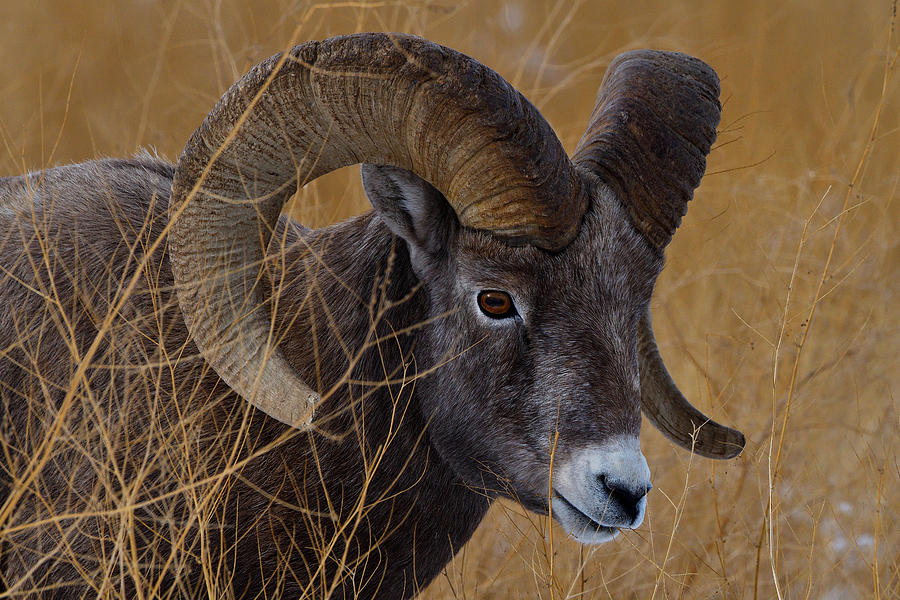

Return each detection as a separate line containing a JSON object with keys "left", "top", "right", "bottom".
{"left": 477, "top": 290, "right": 516, "bottom": 319}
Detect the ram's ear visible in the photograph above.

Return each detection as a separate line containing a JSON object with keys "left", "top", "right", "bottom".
{"left": 361, "top": 164, "right": 458, "bottom": 271}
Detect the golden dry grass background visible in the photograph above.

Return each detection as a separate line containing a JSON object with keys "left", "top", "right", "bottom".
{"left": 0, "top": 1, "right": 897, "bottom": 598}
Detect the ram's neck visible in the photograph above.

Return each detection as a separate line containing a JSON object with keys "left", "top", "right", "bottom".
{"left": 249, "top": 211, "right": 491, "bottom": 598}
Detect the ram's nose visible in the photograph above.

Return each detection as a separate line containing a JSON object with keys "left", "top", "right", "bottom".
{"left": 598, "top": 471, "right": 651, "bottom": 526}
{"left": 552, "top": 436, "right": 653, "bottom": 543}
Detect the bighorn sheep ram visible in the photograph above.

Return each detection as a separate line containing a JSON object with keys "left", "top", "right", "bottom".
{"left": 0, "top": 33, "right": 744, "bottom": 598}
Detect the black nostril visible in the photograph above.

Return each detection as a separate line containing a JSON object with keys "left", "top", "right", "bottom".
{"left": 610, "top": 485, "right": 642, "bottom": 510}
{"left": 598, "top": 474, "right": 650, "bottom": 518}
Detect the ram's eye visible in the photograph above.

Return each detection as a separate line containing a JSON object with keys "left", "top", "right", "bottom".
{"left": 477, "top": 290, "right": 516, "bottom": 319}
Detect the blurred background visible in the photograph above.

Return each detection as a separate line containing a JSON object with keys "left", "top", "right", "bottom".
{"left": 1, "top": 1, "right": 896, "bottom": 598}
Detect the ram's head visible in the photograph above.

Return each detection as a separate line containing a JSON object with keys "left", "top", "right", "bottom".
{"left": 167, "top": 33, "right": 744, "bottom": 542}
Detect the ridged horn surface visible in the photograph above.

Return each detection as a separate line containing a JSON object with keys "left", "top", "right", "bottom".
{"left": 168, "top": 33, "right": 587, "bottom": 429}
{"left": 638, "top": 311, "right": 745, "bottom": 459}
{"left": 572, "top": 49, "right": 721, "bottom": 251}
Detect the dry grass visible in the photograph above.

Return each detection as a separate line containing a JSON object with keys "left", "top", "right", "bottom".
{"left": 0, "top": 0, "right": 897, "bottom": 598}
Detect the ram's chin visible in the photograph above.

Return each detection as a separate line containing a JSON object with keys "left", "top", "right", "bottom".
{"left": 551, "top": 492, "right": 620, "bottom": 545}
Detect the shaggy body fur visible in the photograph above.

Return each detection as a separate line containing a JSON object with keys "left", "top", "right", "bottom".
{"left": 0, "top": 157, "right": 661, "bottom": 598}
{"left": 0, "top": 158, "right": 486, "bottom": 598}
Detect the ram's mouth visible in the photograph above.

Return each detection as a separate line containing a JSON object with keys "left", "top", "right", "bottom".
{"left": 551, "top": 490, "right": 619, "bottom": 544}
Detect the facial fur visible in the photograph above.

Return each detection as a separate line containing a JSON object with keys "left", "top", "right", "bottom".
{"left": 366, "top": 168, "right": 663, "bottom": 533}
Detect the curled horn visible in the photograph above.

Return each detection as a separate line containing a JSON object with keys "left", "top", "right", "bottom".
{"left": 638, "top": 311, "right": 745, "bottom": 459}
{"left": 572, "top": 49, "right": 721, "bottom": 250}
{"left": 574, "top": 50, "right": 744, "bottom": 458}
{"left": 168, "top": 33, "right": 588, "bottom": 429}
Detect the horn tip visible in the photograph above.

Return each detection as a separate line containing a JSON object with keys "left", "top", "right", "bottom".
{"left": 704, "top": 425, "right": 746, "bottom": 460}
